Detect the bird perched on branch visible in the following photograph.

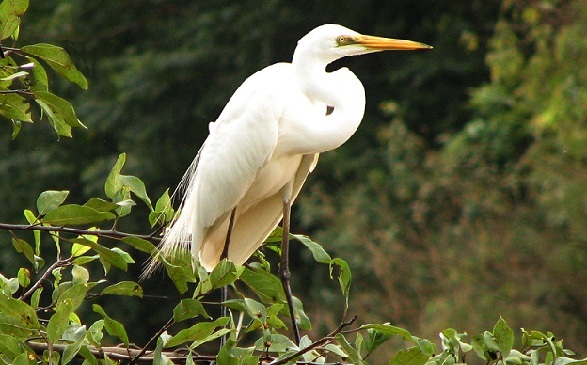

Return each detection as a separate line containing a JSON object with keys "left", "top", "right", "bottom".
{"left": 146, "top": 24, "right": 431, "bottom": 343}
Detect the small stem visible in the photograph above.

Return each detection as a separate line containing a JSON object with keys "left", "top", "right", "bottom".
{"left": 0, "top": 89, "right": 33, "bottom": 95}
{"left": 19, "top": 259, "right": 71, "bottom": 301}
{"left": 269, "top": 315, "right": 358, "bottom": 365}
{"left": 130, "top": 317, "right": 175, "bottom": 364}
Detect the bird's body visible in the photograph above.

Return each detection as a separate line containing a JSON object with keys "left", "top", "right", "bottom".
{"left": 162, "top": 58, "right": 364, "bottom": 270}
{"left": 147, "top": 24, "right": 431, "bottom": 281}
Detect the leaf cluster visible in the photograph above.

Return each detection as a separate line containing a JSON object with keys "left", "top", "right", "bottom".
{"left": 0, "top": 0, "right": 87, "bottom": 138}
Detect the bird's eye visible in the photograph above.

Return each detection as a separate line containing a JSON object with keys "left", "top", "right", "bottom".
{"left": 336, "top": 36, "right": 353, "bottom": 46}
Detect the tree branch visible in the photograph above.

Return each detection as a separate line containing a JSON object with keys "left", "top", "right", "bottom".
{"left": 18, "top": 258, "right": 71, "bottom": 301}
{"left": 269, "top": 315, "right": 358, "bottom": 365}
{"left": 0, "top": 223, "right": 161, "bottom": 242}
{"left": 25, "top": 341, "right": 207, "bottom": 364}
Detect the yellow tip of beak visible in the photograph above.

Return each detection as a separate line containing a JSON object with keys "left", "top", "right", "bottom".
{"left": 356, "top": 35, "right": 433, "bottom": 51}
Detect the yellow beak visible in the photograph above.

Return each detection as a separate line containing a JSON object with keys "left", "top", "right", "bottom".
{"left": 355, "top": 35, "right": 433, "bottom": 51}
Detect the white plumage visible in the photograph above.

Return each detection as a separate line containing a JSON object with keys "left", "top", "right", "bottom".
{"left": 146, "top": 24, "right": 431, "bottom": 273}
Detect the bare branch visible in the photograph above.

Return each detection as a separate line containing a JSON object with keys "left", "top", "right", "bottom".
{"left": 18, "top": 258, "right": 71, "bottom": 301}
{"left": 0, "top": 222, "right": 161, "bottom": 242}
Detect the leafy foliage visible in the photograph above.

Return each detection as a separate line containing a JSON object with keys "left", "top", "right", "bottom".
{"left": 0, "top": 0, "right": 87, "bottom": 138}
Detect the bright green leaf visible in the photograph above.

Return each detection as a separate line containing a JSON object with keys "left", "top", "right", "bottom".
{"left": 71, "top": 265, "right": 89, "bottom": 285}
{"left": 335, "top": 333, "right": 367, "bottom": 365}
{"left": 493, "top": 316, "right": 514, "bottom": 357}
{"left": 388, "top": 346, "right": 429, "bottom": 365}
{"left": 92, "top": 304, "right": 129, "bottom": 347}
{"left": 37, "top": 190, "right": 69, "bottom": 215}
{"left": 72, "top": 238, "right": 128, "bottom": 271}
{"left": 292, "top": 234, "right": 331, "bottom": 263}
{"left": 101, "top": 281, "right": 143, "bottom": 297}
{"left": 26, "top": 56, "right": 48, "bottom": 91}
{"left": 42, "top": 204, "right": 116, "bottom": 225}
{"left": 0, "top": 0, "right": 28, "bottom": 40}
{"left": 11, "top": 238, "right": 35, "bottom": 265}
{"left": 33, "top": 90, "right": 85, "bottom": 128}
{"left": 0, "top": 93, "right": 32, "bottom": 122}
{"left": 173, "top": 298, "right": 210, "bottom": 322}
{"left": 22, "top": 43, "right": 88, "bottom": 89}
{"left": 240, "top": 265, "right": 284, "bottom": 303}
{"left": 83, "top": 198, "right": 119, "bottom": 213}
{"left": 330, "top": 258, "right": 351, "bottom": 307}
{"left": 165, "top": 317, "right": 229, "bottom": 348}
{"left": 121, "top": 236, "right": 157, "bottom": 255}
{"left": 210, "top": 259, "right": 242, "bottom": 289}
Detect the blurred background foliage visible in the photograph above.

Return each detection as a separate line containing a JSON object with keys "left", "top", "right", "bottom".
{"left": 1, "top": 0, "right": 586, "bottom": 361}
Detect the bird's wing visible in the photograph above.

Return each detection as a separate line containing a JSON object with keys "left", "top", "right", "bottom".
{"left": 221, "top": 152, "right": 319, "bottom": 267}
{"left": 163, "top": 65, "right": 289, "bottom": 264}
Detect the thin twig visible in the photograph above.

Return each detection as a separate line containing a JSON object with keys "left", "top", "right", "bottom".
{"left": 130, "top": 317, "right": 175, "bottom": 364}
{"left": 26, "top": 341, "right": 207, "bottom": 363}
{"left": 269, "top": 315, "right": 358, "bottom": 365}
{"left": 18, "top": 259, "right": 71, "bottom": 301}
{"left": 0, "top": 89, "right": 33, "bottom": 95}
{"left": 0, "top": 223, "right": 161, "bottom": 242}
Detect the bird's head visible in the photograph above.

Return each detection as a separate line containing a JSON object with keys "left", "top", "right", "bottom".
{"left": 295, "top": 24, "right": 432, "bottom": 64}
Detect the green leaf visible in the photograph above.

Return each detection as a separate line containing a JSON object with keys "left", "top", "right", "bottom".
{"left": 292, "top": 296, "right": 311, "bottom": 330}
{"left": 120, "top": 175, "right": 152, "bottom": 209}
{"left": 0, "top": 93, "right": 32, "bottom": 122}
{"left": 62, "top": 325, "right": 86, "bottom": 364}
{"left": 42, "top": 204, "right": 116, "bottom": 225}
{"left": 83, "top": 198, "right": 119, "bottom": 213}
{"left": 37, "top": 190, "right": 69, "bottom": 215}
{"left": 105, "top": 153, "right": 126, "bottom": 198}
{"left": 0, "top": 0, "right": 29, "bottom": 39}
{"left": 254, "top": 333, "right": 297, "bottom": 353}
{"left": 493, "top": 316, "right": 514, "bottom": 357}
{"left": 149, "top": 189, "right": 174, "bottom": 227}
{"left": 210, "top": 260, "right": 242, "bottom": 289}
{"left": 173, "top": 298, "right": 210, "bottom": 322}
{"left": 26, "top": 56, "right": 48, "bottom": 91}
{"left": 0, "top": 292, "right": 39, "bottom": 333}
{"left": 364, "top": 328, "right": 393, "bottom": 356}
{"left": 388, "top": 346, "right": 429, "bottom": 365}
{"left": 292, "top": 234, "right": 332, "bottom": 263}
{"left": 335, "top": 333, "right": 367, "bottom": 365}
{"left": 101, "top": 281, "right": 143, "bottom": 297}
{"left": 330, "top": 258, "right": 352, "bottom": 307}
{"left": 165, "top": 317, "right": 229, "bottom": 348}
{"left": 104, "top": 153, "right": 152, "bottom": 212}
{"left": 0, "top": 333, "right": 27, "bottom": 358}
{"left": 72, "top": 238, "right": 129, "bottom": 271}
{"left": 244, "top": 297, "right": 267, "bottom": 323}
{"left": 22, "top": 43, "right": 88, "bottom": 89}
{"left": 359, "top": 323, "right": 413, "bottom": 341}
{"left": 33, "top": 90, "right": 85, "bottom": 129}
{"left": 240, "top": 265, "right": 285, "bottom": 303}
{"left": 554, "top": 357, "right": 587, "bottom": 365}
{"left": 46, "top": 296, "right": 74, "bottom": 342}
{"left": 92, "top": 304, "right": 129, "bottom": 347}
{"left": 71, "top": 265, "right": 89, "bottom": 285}
{"left": 11, "top": 238, "right": 35, "bottom": 265}
{"left": 121, "top": 236, "right": 157, "bottom": 254}
{"left": 17, "top": 268, "right": 30, "bottom": 288}
{"left": 86, "top": 320, "right": 104, "bottom": 347}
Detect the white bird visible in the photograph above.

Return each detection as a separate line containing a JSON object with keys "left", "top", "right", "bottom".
{"left": 147, "top": 24, "right": 431, "bottom": 342}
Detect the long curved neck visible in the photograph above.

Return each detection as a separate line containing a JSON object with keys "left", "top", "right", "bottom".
{"left": 289, "top": 49, "right": 366, "bottom": 154}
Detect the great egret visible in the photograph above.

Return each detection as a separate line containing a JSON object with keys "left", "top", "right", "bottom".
{"left": 147, "top": 24, "right": 431, "bottom": 342}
